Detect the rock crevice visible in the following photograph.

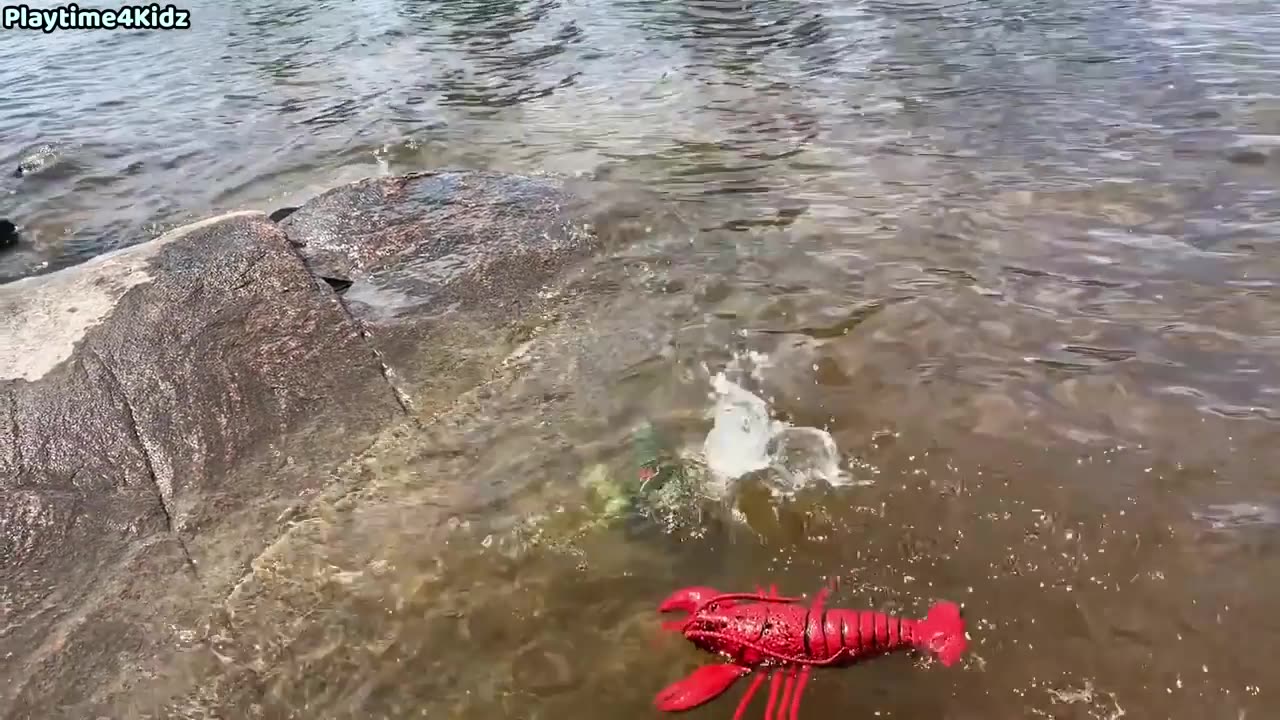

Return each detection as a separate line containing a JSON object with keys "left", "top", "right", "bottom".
{"left": 84, "top": 345, "right": 198, "bottom": 577}
{"left": 6, "top": 387, "right": 20, "bottom": 475}
{"left": 276, "top": 233, "right": 415, "bottom": 418}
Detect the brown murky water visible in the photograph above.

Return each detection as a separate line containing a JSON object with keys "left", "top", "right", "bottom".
{"left": 158, "top": 226, "right": 1276, "bottom": 719}
{"left": 5, "top": 0, "right": 1280, "bottom": 718}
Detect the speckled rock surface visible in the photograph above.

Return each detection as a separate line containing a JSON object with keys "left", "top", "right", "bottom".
{"left": 279, "top": 170, "right": 604, "bottom": 408}
{"left": 0, "top": 210, "right": 405, "bottom": 718}
{"left": 0, "top": 170, "right": 609, "bottom": 719}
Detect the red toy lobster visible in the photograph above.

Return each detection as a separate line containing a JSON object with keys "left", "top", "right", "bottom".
{"left": 653, "top": 584, "right": 968, "bottom": 720}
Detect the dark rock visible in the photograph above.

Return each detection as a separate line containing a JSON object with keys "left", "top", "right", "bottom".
{"left": 320, "top": 275, "right": 353, "bottom": 294}
{"left": 1224, "top": 146, "right": 1272, "bottom": 166}
{"left": 0, "top": 219, "right": 16, "bottom": 250}
{"left": 0, "top": 210, "right": 405, "bottom": 718}
{"left": 267, "top": 205, "right": 299, "bottom": 223}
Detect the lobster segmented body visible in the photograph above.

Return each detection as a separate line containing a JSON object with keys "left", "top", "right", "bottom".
{"left": 654, "top": 585, "right": 967, "bottom": 720}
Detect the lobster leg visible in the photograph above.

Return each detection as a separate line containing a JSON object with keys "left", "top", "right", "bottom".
{"left": 788, "top": 666, "right": 811, "bottom": 720}
{"left": 731, "top": 671, "right": 767, "bottom": 720}
{"left": 776, "top": 668, "right": 795, "bottom": 720}
{"left": 762, "top": 670, "right": 784, "bottom": 720}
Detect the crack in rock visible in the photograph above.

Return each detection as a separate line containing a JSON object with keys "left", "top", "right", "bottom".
{"left": 275, "top": 230, "right": 415, "bottom": 419}
{"left": 85, "top": 347, "right": 198, "bottom": 578}
{"left": 332, "top": 292, "right": 415, "bottom": 417}
{"left": 7, "top": 387, "right": 20, "bottom": 476}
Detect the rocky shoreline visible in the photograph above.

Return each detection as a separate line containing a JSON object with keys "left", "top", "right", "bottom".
{"left": 0, "top": 170, "right": 627, "bottom": 719}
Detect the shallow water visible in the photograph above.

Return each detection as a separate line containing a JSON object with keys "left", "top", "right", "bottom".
{"left": 5, "top": 0, "right": 1280, "bottom": 718}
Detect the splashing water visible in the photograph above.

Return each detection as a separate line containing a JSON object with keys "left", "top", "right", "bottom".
{"left": 701, "top": 353, "right": 854, "bottom": 495}
{"left": 702, "top": 371, "right": 784, "bottom": 482}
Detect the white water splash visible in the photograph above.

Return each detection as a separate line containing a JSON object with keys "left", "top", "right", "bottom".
{"left": 703, "top": 371, "right": 785, "bottom": 481}
{"left": 701, "top": 352, "right": 857, "bottom": 495}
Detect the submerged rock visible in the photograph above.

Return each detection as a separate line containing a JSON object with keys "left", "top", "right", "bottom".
{"left": 572, "top": 422, "right": 708, "bottom": 533}
{"left": 12, "top": 141, "right": 74, "bottom": 178}
{"left": 0, "top": 170, "right": 612, "bottom": 719}
{"left": 279, "top": 170, "right": 602, "bottom": 406}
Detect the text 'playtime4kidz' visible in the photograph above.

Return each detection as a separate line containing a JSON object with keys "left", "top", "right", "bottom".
{"left": 2, "top": 3, "right": 191, "bottom": 31}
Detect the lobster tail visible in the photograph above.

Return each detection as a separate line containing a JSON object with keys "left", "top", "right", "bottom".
{"left": 913, "top": 601, "right": 967, "bottom": 667}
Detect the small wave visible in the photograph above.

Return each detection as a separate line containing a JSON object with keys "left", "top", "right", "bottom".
{"left": 1192, "top": 502, "right": 1280, "bottom": 530}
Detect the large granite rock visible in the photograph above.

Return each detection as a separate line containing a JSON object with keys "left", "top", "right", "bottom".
{"left": 0, "top": 170, "right": 609, "bottom": 719}
{"left": 0, "top": 209, "right": 406, "bottom": 717}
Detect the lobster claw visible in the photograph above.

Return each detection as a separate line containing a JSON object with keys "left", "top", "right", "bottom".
{"left": 654, "top": 663, "right": 751, "bottom": 712}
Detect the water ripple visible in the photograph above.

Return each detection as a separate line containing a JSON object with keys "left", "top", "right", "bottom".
{"left": 2, "top": 16, "right": 1280, "bottom": 716}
